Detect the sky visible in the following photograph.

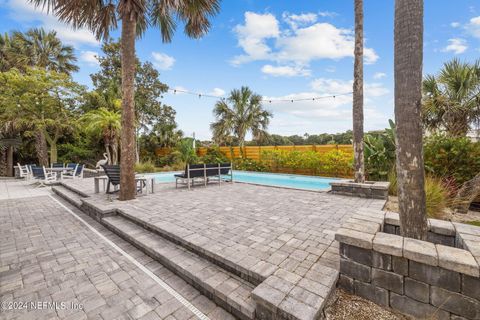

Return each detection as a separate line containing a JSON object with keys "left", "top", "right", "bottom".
{"left": 1, "top": 1, "right": 480, "bottom": 140}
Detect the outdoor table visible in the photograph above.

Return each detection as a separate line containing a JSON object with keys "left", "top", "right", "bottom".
{"left": 94, "top": 175, "right": 155, "bottom": 194}
{"left": 45, "top": 167, "right": 74, "bottom": 179}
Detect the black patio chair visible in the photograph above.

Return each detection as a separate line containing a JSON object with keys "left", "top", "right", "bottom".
{"left": 52, "top": 163, "right": 64, "bottom": 168}
{"left": 101, "top": 165, "right": 120, "bottom": 194}
{"left": 174, "top": 164, "right": 206, "bottom": 189}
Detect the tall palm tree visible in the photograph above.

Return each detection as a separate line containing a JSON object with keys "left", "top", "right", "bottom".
{"left": 10, "top": 28, "right": 78, "bottom": 74}
{"left": 0, "top": 33, "right": 13, "bottom": 72}
{"left": 30, "top": 0, "right": 220, "bottom": 200}
{"left": 211, "top": 86, "right": 272, "bottom": 157}
{"left": 353, "top": 0, "right": 365, "bottom": 183}
{"left": 422, "top": 59, "right": 480, "bottom": 137}
{"left": 82, "top": 108, "right": 121, "bottom": 165}
{"left": 394, "top": 0, "right": 427, "bottom": 239}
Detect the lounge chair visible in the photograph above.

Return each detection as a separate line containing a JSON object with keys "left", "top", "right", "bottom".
{"left": 175, "top": 163, "right": 233, "bottom": 189}
{"left": 17, "top": 163, "right": 31, "bottom": 180}
{"left": 101, "top": 164, "right": 147, "bottom": 194}
{"left": 101, "top": 165, "right": 121, "bottom": 194}
{"left": 31, "top": 166, "right": 57, "bottom": 186}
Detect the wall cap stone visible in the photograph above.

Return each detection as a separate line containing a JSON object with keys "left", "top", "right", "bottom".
{"left": 373, "top": 232, "right": 403, "bottom": 257}
{"left": 428, "top": 219, "right": 456, "bottom": 236}
{"left": 436, "top": 244, "right": 480, "bottom": 277}
{"left": 403, "top": 238, "right": 438, "bottom": 266}
{"left": 335, "top": 228, "right": 374, "bottom": 249}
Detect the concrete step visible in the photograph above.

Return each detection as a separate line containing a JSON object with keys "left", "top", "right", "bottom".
{"left": 102, "top": 215, "right": 256, "bottom": 320}
{"left": 116, "top": 207, "right": 266, "bottom": 286}
{"left": 52, "top": 185, "right": 84, "bottom": 208}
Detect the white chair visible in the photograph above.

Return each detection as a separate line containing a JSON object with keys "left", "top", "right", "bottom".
{"left": 17, "top": 163, "right": 31, "bottom": 180}
{"left": 61, "top": 164, "right": 84, "bottom": 180}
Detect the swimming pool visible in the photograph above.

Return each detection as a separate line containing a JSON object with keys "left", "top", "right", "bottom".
{"left": 150, "top": 170, "right": 339, "bottom": 191}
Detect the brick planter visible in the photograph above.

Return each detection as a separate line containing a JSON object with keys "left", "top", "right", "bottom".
{"left": 329, "top": 180, "right": 389, "bottom": 200}
{"left": 335, "top": 209, "right": 480, "bottom": 320}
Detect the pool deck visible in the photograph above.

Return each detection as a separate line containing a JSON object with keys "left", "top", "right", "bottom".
{"left": 1, "top": 177, "right": 386, "bottom": 320}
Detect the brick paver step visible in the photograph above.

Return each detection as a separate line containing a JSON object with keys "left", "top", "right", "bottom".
{"left": 103, "top": 215, "right": 256, "bottom": 320}
{"left": 52, "top": 185, "right": 85, "bottom": 208}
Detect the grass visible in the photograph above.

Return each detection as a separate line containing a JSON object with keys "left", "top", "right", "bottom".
{"left": 466, "top": 220, "right": 480, "bottom": 227}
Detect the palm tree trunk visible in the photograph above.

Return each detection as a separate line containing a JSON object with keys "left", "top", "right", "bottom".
{"left": 35, "top": 129, "right": 49, "bottom": 166}
{"left": 394, "top": 0, "right": 427, "bottom": 239}
{"left": 353, "top": 0, "right": 365, "bottom": 183}
{"left": 119, "top": 12, "right": 137, "bottom": 201}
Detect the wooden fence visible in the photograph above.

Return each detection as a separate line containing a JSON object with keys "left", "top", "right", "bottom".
{"left": 156, "top": 144, "right": 353, "bottom": 159}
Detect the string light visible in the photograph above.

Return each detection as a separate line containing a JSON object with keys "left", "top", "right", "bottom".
{"left": 166, "top": 87, "right": 353, "bottom": 103}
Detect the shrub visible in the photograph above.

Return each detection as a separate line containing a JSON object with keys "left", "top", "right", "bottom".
{"left": 201, "top": 147, "right": 229, "bottom": 164}
{"left": 388, "top": 171, "right": 449, "bottom": 218}
{"left": 319, "top": 150, "right": 353, "bottom": 177}
{"left": 425, "top": 176, "right": 448, "bottom": 218}
{"left": 135, "top": 161, "right": 156, "bottom": 173}
{"left": 424, "top": 135, "right": 480, "bottom": 185}
{"left": 233, "top": 158, "right": 268, "bottom": 172}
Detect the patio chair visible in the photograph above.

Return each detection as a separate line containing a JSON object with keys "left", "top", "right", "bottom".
{"left": 17, "top": 163, "right": 31, "bottom": 180}
{"left": 51, "top": 162, "right": 64, "bottom": 168}
{"left": 31, "top": 166, "right": 57, "bottom": 186}
{"left": 66, "top": 163, "right": 77, "bottom": 170}
{"left": 101, "top": 165, "right": 121, "bottom": 194}
{"left": 62, "top": 164, "right": 84, "bottom": 180}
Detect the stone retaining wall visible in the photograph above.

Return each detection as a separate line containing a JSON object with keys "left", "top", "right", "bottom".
{"left": 335, "top": 209, "right": 480, "bottom": 320}
{"left": 329, "top": 181, "right": 389, "bottom": 200}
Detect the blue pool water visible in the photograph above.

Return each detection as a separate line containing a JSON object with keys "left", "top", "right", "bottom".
{"left": 150, "top": 170, "right": 338, "bottom": 191}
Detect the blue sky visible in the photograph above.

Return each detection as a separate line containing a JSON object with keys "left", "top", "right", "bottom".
{"left": 1, "top": 0, "right": 480, "bottom": 140}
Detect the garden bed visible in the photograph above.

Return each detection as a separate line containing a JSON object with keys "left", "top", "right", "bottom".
{"left": 335, "top": 209, "right": 480, "bottom": 320}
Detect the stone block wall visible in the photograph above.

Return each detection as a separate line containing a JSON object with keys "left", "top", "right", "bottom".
{"left": 335, "top": 209, "right": 480, "bottom": 320}
{"left": 329, "top": 181, "right": 389, "bottom": 200}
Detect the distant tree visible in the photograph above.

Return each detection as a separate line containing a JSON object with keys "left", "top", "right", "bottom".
{"left": 9, "top": 28, "right": 78, "bottom": 74}
{"left": 422, "top": 58, "right": 480, "bottom": 137}
{"left": 0, "top": 68, "right": 84, "bottom": 165}
{"left": 211, "top": 87, "right": 273, "bottom": 157}
{"left": 82, "top": 108, "right": 121, "bottom": 165}
{"left": 31, "top": 0, "right": 221, "bottom": 200}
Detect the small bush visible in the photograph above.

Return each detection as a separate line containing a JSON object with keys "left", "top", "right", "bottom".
{"left": 135, "top": 161, "right": 156, "bottom": 173}
{"left": 201, "top": 147, "right": 229, "bottom": 164}
{"left": 388, "top": 170, "right": 397, "bottom": 196}
{"left": 233, "top": 158, "right": 268, "bottom": 172}
{"left": 425, "top": 176, "right": 448, "bottom": 218}
{"left": 424, "top": 135, "right": 480, "bottom": 185}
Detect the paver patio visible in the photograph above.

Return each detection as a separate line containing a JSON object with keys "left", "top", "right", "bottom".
{"left": 0, "top": 181, "right": 235, "bottom": 320}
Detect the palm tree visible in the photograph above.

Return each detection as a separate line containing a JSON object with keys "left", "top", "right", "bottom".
{"left": 422, "top": 59, "right": 480, "bottom": 137}
{"left": 83, "top": 108, "right": 121, "bottom": 165}
{"left": 394, "top": 0, "right": 428, "bottom": 239}
{"left": 30, "top": 0, "right": 220, "bottom": 200}
{"left": 353, "top": 0, "right": 365, "bottom": 183}
{"left": 10, "top": 28, "right": 78, "bottom": 74}
{"left": 211, "top": 87, "right": 272, "bottom": 157}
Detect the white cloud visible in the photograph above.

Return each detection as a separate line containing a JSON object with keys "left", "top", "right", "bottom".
{"left": 442, "top": 38, "right": 468, "bottom": 54}
{"left": 4, "top": 0, "right": 98, "bottom": 47}
{"left": 282, "top": 12, "right": 318, "bottom": 30}
{"left": 232, "top": 11, "right": 379, "bottom": 69}
{"left": 318, "top": 11, "right": 338, "bottom": 18}
{"left": 373, "top": 72, "right": 386, "bottom": 79}
{"left": 151, "top": 52, "right": 175, "bottom": 70}
{"left": 80, "top": 51, "right": 99, "bottom": 66}
{"left": 210, "top": 88, "right": 226, "bottom": 97}
{"left": 466, "top": 16, "right": 480, "bottom": 38}
{"left": 231, "top": 12, "right": 280, "bottom": 65}
{"left": 261, "top": 64, "right": 311, "bottom": 77}
{"left": 450, "top": 22, "right": 461, "bottom": 28}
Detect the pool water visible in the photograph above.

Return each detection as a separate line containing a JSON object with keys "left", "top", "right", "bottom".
{"left": 150, "top": 170, "right": 338, "bottom": 191}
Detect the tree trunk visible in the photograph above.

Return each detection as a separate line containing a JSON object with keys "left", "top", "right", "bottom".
{"left": 353, "top": 0, "right": 365, "bottom": 183}
{"left": 105, "top": 144, "right": 112, "bottom": 165}
{"left": 35, "top": 130, "right": 49, "bottom": 166}
{"left": 49, "top": 142, "right": 58, "bottom": 165}
{"left": 119, "top": 12, "right": 137, "bottom": 201}
{"left": 7, "top": 146, "right": 14, "bottom": 177}
{"left": 394, "top": 0, "right": 428, "bottom": 240}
